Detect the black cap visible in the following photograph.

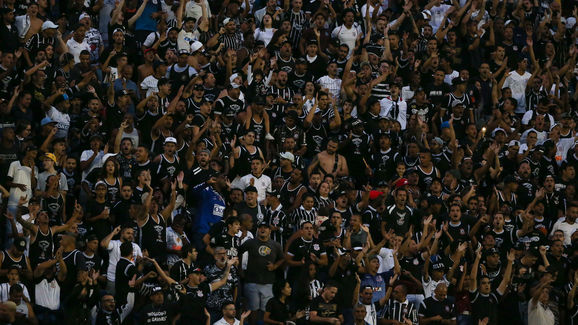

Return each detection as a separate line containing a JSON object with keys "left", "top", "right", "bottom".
{"left": 266, "top": 189, "right": 280, "bottom": 198}
{"left": 244, "top": 186, "right": 258, "bottom": 193}
{"left": 485, "top": 247, "right": 500, "bottom": 257}
{"left": 297, "top": 57, "right": 307, "bottom": 64}
{"left": 13, "top": 238, "right": 26, "bottom": 251}
{"left": 116, "top": 89, "right": 130, "bottom": 97}
{"left": 151, "top": 286, "right": 163, "bottom": 294}
{"left": 258, "top": 222, "right": 270, "bottom": 228}
{"left": 189, "top": 268, "right": 203, "bottom": 275}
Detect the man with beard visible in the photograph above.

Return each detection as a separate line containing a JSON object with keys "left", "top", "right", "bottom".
{"left": 308, "top": 138, "right": 349, "bottom": 179}
{"left": 184, "top": 148, "right": 214, "bottom": 194}
{"left": 238, "top": 222, "right": 284, "bottom": 324}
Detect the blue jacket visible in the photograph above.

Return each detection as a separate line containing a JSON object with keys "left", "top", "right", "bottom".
{"left": 192, "top": 182, "right": 226, "bottom": 234}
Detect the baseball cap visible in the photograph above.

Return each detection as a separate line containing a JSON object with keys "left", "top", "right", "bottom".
{"left": 78, "top": 12, "right": 90, "bottom": 21}
{"left": 433, "top": 137, "right": 444, "bottom": 146}
{"left": 244, "top": 186, "right": 258, "bottom": 193}
{"left": 395, "top": 178, "right": 408, "bottom": 188}
{"left": 491, "top": 127, "right": 506, "bottom": 138}
{"left": 258, "top": 222, "right": 270, "bottom": 228}
{"left": 44, "top": 153, "right": 57, "bottom": 163}
{"left": 190, "top": 41, "right": 203, "bottom": 53}
{"left": 116, "top": 89, "right": 130, "bottom": 97}
{"left": 279, "top": 152, "right": 295, "bottom": 163}
{"left": 164, "top": 137, "right": 177, "bottom": 144}
{"left": 508, "top": 140, "right": 520, "bottom": 147}
{"left": 485, "top": 247, "right": 500, "bottom": 257}
{"left": 351, "top": 119, "right": 364, "bottom": 127}
{"left": 432, "top": 262, "right": 446, "bottom": 271}
{"left": 369, "top": 190, "right": 383, "bottom": 200}
{"left": 41, "top": 21, "right": 59, "bottom": 30}
{"left": 41, "top": 117, "right": 57, "bottom": 126}
{"left": 13, "top": 237, "right": 26, "bottom": 251}
{"left": 189, "top": 268, "right": 203, "bottom": 275}
{"left": 441, "top": 121, "right": 451, "bottom": 129}
{"left": 266, "top": 189, "right": 280, "bottom": 198}
{"left": 94, "top": 181, "right": 107, "bottom": 190}
{"left": 151, "top": 286, "right": 163, "bottom": 294}
{"left": 451, "top": 99, "right": 464, "bottom": 108}
{"left": 223, "top": 17, "right": 233, "bottom": 25}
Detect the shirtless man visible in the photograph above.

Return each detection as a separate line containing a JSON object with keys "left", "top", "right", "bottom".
{"left": 21, "top": 3, "right": 43, "bottom": 41}
{"left": 307, "top": 138, "right": 348, "bottom": 178}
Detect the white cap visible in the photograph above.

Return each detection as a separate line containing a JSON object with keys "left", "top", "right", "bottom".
{"left": 279, "top": 152, "right": 295, "bottom": 163}
{"left": 229, "top": 73, "right": 240, "bottom": 84}
{"left": 164, "top": 137, "right": 177, "bottom": 144}
{"left": 491, "top": 127, "right": 506, "bottom": 138}
{"left": 41, "top": 20, "right": 59, "bottom": 30}
{"left": 508, "top": 140, "right": 520, "bottom": 147}
{"left": 567, "top": 17, "right": 577, "bottom": 29}
{"left": 78, "top": 12, "right": 90, "bottom": 21}
{"left": 190, "top": 41, "right": 203, "bottom": 53}
{"left": 223, "top": 17, "right": 233, "bottom": 26}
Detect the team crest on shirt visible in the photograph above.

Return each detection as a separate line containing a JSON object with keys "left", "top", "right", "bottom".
{"left": 313, "top": 244, "right": 320, "bottom": 251}
{"left": 197, "top": 290, "right": 203, "bottom": 297}
{"left": 258, "top": 245, "right": 272, "bottom": 256}
{"left": 460, "top": 229, "right": 465, "bottom": 235}
{"left": 445, "top": 305, "right": 450, "bottom": 312}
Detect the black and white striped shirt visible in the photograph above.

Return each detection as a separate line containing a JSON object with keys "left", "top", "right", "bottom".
{"left": 287, "top": 10, "right": 308, "bottom": 49}
{"left": 291, "top": 206, "right": 318, "bottom": 228}
{"left": 382, "top": 299, "right": 418, "bottom": 324}
{"left": 269, "top": 85, "right": 295, "bottom": 117}
{"left": 219, "top": 32, "right": 244, "bottom": 51}
{"left": 265, "top": 205, "right": 288, "bottom": 247}
{"left": 25, "top": 33, "right": 55, "bottom": 55}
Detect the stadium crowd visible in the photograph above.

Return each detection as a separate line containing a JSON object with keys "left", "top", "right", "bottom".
{"left": 0, "top": 0, "right": 577, "bottom": 324}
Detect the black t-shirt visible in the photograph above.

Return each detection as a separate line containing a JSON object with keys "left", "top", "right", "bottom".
{"left": 115, "top": 257, "right": 137, "bottom": 306}
{"left": 140, "top": 302, "right": 171, "bottom": 325}
{"left": 311, "top": 295, "right": 341, "bottom": 321}
{"left": 265, "top": 297, "right": 291, "bottom": 322}
{"left": 238, "top": 239, "right": 283, "bottom": 284}
{"left": 180, "top": 282, "right": 211, "bottom": 322}
{"left": 470, "top": 289, "right": 502, "bottom": 324}
{"left": 418, "top": 296, "right": 455, "bottom": 324}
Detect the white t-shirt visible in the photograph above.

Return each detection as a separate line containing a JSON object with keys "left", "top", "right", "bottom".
{"left": 253, "top": 28, "right": 275, "bottom": 47}
{"left": 0, "top": 282, "right": 30, "bottom": 302}
{"left": 502, "top": 71, "right": 532, "bottom": 114}
{"left": 238, "top": 174, "right": 272, "bottom": 203}
{"left": 377, "top": 247, "right": 395, "bottom": 274}
{"left": 331, "top": 24, "right": 362, "bottom": 56}
{"left": 66, "top": 38, "right": 91, "bottom": 63}
{"left": 214, "top": 318, "right": 240, "bottom": 325}
{"left": 106, "top": 240, "right": 143, "bottom": 282}
{"left": 80, "top": 149, "right": 104, "bottom": 180}
{"left": 36, "top": 171, "right": 68, "bottom": 193}
{"left": 422, "top": 275, "right": 450, "bottom": 298}
{"left": 550, "top": 218, "right": 578, "bottom": 245}
{"left": 528, "top": 300, "right": 555, "bottom": 325}
{"left": 140, "top": 75, "right": 159, "bottom": 98}
{"left": 35, "top": 278, "right": 60, "bottom": 310}
{"left": 429, "top": 4, "right": 452, "bottom": 32}
{"left": 317, "top": 76, "right": 342, "bottom": 101}
{"left": 7, "top": 161, "right": 37, "bottom": 207}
